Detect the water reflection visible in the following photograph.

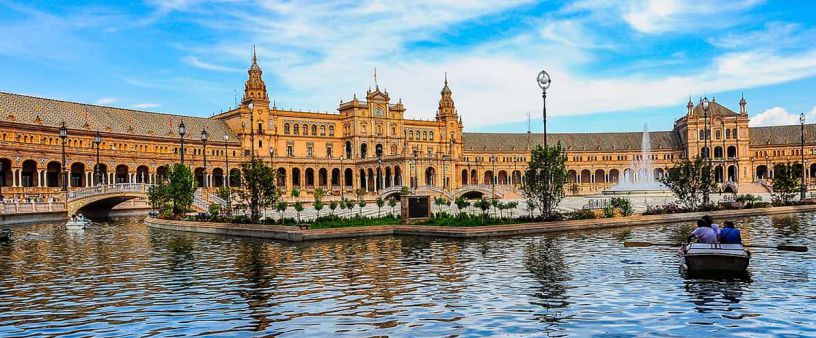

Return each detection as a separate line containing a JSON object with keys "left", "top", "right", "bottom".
{"left": 0, "top": 213, "right": 814, "bottom": 337}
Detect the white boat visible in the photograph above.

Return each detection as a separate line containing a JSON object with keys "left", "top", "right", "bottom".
{"left": 680, "top": 243, "right": 750, "bottom": 276}
{"left": 66, "top": 214, "right": 92, "bottom": 230}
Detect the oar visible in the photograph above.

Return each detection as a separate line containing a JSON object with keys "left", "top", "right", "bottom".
{"left": 623, "top": 241, "right": 808, "bottom": 252}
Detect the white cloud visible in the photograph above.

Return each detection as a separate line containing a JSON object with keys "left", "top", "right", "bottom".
{"left": 131, "top": 103, "right": 162, "bottom": 109}
{"left": 750, "top": 106, "right": 816, "bottom": 127}
{"left": 183, "top": 56, "right": 241, "bottom": 72}
{"left": 95, "top": 97, "right": 117, "bottom": 105}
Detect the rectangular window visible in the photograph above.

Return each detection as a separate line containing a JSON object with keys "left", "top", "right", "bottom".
{"left": 326, "top": 144, "right": 333, "bottom": 158}
{"left": 307, "top": 142, "right": 314, "bottom": 157}
{"left": 287, "top": 145, "right": 293, "bottom": 157}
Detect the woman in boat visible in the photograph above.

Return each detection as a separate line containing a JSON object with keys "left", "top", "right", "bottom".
{"left": 702, "top": 215, "right": 721, "bottom": 238}
{"left": 687, "top": 219, "right": 718, "bottom": 244}
{"left": 719, "top": 221, "right": 742, "bottom": 244}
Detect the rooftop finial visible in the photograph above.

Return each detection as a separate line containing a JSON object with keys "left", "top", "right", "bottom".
{"left": 252, "top": 45, "right": 257, "bottom": 63}
{"left": 374, "top": 67, "right": 379, "bottom": 90}
{"left": 444, "top": 72, "right": 448, "bottom": 86}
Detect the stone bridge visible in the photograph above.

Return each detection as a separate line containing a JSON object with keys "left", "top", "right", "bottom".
{"left": 66, "top": 183, "right": 155, "bottom": 216}
{"left": 377, "top": 185, "right": 505, "bottom": 200}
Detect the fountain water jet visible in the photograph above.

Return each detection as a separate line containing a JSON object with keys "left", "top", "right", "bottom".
{"left": 603, "top": 123, "right": 670, "bottom": 196}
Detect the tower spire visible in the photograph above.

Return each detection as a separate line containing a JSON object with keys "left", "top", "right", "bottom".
{"left": 252, "top": 45, "right": 257, "bottom": 64}
{"left": 374, "top": 67, "right": 379, "bottom": 90}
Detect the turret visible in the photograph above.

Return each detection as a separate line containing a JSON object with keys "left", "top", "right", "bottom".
{"left": 739, "top": 93, "right": 747, "bottom": 115}
{"left": 242, "top": 46, "right": 268, "bottom": 104}
{"left": 687, "top": 96, "right": 694, "bottom": 115}
{"left": 436, "top": 73, "right": 457, "bottom": 121}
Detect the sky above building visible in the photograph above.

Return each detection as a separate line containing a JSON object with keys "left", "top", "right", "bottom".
{"left": 1, "top": 0, "right": 815, "bottom": 133}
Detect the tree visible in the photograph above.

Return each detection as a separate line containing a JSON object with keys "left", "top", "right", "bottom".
{"left": 376, "top": 197, "right": 385, "bottom": 217}
{"left": 658, "top": 156, "right": 708, "bottom": 210}
{"left": 313, "top": 187, "right": 325, "bottom": 218}
{"left": 399, "top": 186, "right": 411, "bottom": 197}
{"left": 293, "top": 201, "right": 304, "bottom": 223}
{"left": 275, "top": 201, "right": 288, "bottom": 221}
{"left": 165, "top": 163, "right": 195, "bottom": 217}
{"left": 521, "top": 143, "right": 568, "bottom": 219}
{"left": 454, "top": 197, "right": 470, "bottom": 215}
{"left": 388, "top": 197, "right": 398, "bottom": 216}
{"left": 147, "top": 182, "right": 168, "bottom": 213}
{"left": 490, "top": 198, "right": 499, "bottom": 218}
{"left": 505, "top": 201, "right": 518, "bottom": 218}
{"left": 474, "top": 198, "right": 491, "bottom": 219}
{"left": 291, "top": 187, "right": 300, "bottom": 202}
{"left": 236, "top": 158, "right": 278, "bottom": 223}
{"left": 526, "top": 199, "right": 536, "bottom": 218}
{"left": 357, "top": 199, "right": 366, "bottom": 217}
{"left": 339, "top": 199, "right": 348, "bottom": 218}
{"left": 772, "top": 163, "right": 800, "bottom": 204}
{"left": 433, "top": 197, "right": 448, "bottom": 217}
{"left": 329, "top": 200, "right": 338, "bottom": 215}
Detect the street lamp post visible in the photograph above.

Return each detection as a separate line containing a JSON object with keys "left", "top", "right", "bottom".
{"left": 94, "top": 131, "right": 102, "bottom": 186}
{"left": 178, "top": 121, "right": 186, "bottom": 164}
{"left": 377, "top": 156, "right": 382, "bottom": 192}
{"left": 269, "top": 148, "right": 275, "bottom": 188}
{"left": 59, "top": 122, "right": 68, "bottom": 191}
{"left": 201, "top": 129, "right": 208, "bottom": 188}
{"left": 412, "top": 151, "right": 418, "bottom": 194}
{"left": 800, "top": 112, "right": 807, "bottom": 200}
{"left": 537, "top": 70, "right": 551, "bottom": 147}
{"left": 702, "top": 97, "right": 711, "bottom": 204}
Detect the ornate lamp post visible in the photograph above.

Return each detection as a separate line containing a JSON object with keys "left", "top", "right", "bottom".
{"left": 178, "top": 121, "right": 186, "bottom": 164}
{"left": 201, "top": 128, "right": 208, "bottom": 188}
{"left": 377, "top": 155, "right": 382, "bottom": 192}
{"left": 490, "top": 155, "right": 497, "bottom": 199}
{"left": 800, "top": 112, "right": 807, "bottom": 200}
{"left": 59, "top": 122, "right": 68, "bottom": 191}
{"left": 702, "top": 97, "right": 710, "bottom": 204}
{"left": 94, "top": 131, "right": 102, "bottom": 186}
{"left": 412, "top": 151, "right": 418, "bottom": 193}
{"left": 537, "top": 70, "right": 551, "bottom": 147}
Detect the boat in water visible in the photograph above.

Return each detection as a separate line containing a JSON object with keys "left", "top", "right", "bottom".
{"left": 680, "top": 243, "right": 750, "bottom": 276}
{"left": 66, "top": 214, "right": 92, "bottom": 231}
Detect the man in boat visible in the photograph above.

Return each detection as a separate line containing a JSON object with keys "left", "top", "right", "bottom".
{"left": 687, "top": 219, "right": 718, "bottom": 244}
{"left": 719, "top": 221, "right": 742, "bottom": 244}
{"left": 702, "top": 215, "right": 721, "bottom": 238}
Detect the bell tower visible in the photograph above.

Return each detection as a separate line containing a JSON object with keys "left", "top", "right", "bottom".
{"left": 242, "top": 46, "right": 269, "bottom": 104}
{"left": 436, "top": 73, "right": 457, "bottom": 121}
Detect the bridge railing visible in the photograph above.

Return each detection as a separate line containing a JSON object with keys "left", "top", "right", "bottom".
{"left": 67, "top": 183, "right": 154, "bottom": 202}
{"left": 1, "top": 202, "right": 65, "bottom": 214}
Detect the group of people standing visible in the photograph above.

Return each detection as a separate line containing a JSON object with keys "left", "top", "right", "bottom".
{"left": 687, "top": 215, "right": 743, "bottom": 244}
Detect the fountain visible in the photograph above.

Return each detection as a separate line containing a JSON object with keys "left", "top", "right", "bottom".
{"left": 602, "top": 123, "right": 671, "bottom": 196}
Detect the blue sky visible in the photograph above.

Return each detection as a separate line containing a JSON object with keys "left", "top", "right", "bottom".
{"left": 1, "top": 0, "right": 816, "bottom": 133}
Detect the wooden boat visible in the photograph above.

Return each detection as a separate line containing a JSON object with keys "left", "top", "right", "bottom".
{"left": 680, "top": 243, "right": 750, "bottom": 276}
{"left": 66, "top": 214, "right": 91, "bottom": 230}
{"left": 0, "top": 228, "right": 11, "bottom": 242}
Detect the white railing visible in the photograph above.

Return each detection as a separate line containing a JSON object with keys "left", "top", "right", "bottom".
{"left": 67, "top": 183, "right": 154, "bottom": 202}
{"left": 0, "top": 202, "right": 65, "bottom": 214}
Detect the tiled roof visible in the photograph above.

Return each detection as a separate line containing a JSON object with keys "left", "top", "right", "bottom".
{"left": 463, "top": 131, "right": 683, "bottom": 152}
{"left": 692, "top": 100, "right": 739, "bottom": 117}
{"left": 749, "top": 124, "right": 816, "bottom": 146}
{"left": 0, "top": 92, "right": 238, "bottom": 142}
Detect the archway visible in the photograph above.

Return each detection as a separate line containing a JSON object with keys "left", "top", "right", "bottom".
{"left": 212, "top": 168, "right": 224, "bottom": 187}
{"left": 470, "top": 169, "right": 477, "bottom": 185}
{"left": 277, "top": 168, "right": 286, "bottom": 187}
{"left": 345, "top": 141, "right": 352, "bottom": 159}
{"left": 331, "top": 168, "right": 340, "bottom": 187}
{"left": 595, "top": 169, "right": 606, "bottom": 183}
{"left": 580, "top": 169, "right": 591, "bottom": 184}
{"left": 97, "top": 164, "right": 109, "bottom": 185}
{"left": 375, "top": 144, "right": 383, "bottom": 158}
{"left": 230, "top": 168, "right": 242, "bottom": 187}
{"left": 136, "top": 165, "right": 149, "bottom": 184}
{"left": 654, "top": 168, "right": 665, "bottom": 179}
{"left": 70, "top": 163, "right": 86, "bottom": 187}
{"left": 567, "top": 170, "right": 577, "bottom": 184}
{"left": 385, "top": 167, "right": 392, "bottom": 188}
{"left": 360, "top": 143, "right": 368, "bottom": 159}
{"left": 21, "top": 160, "right": 38, "bottom": 187}
{"left": 344, "top": 168, "right": 353, "bottom": 188}
{"left": 714, "top": 146, "right": 723, "bottom": 159}
{"left": 194, "top": 167, "right": 206, "bottom": 187}
{"left": 755, "top": 165, "right": 768, "bottom": 180}
{"left": 305, "top": 168, "right": 315, "bottom": 187}
{"left": 461, "top": 169, "right": 468, "bottom": 186}
{"left": 115, "top": 165, "right": 129, "bottom": 183}
{"left": 498, "top": 170, "right": 508, "bottom": 185}
{"left": 609, "top": 169, "right": 620, "bottom": 183}
{"left": 483, "top": 170, "right": 493, "bottom": 185}
{"left": 0, "top": 158, "right": 11, "bottom": 188}
{"left": 425, "top": 167, "right": 436, "bottom": 186}
{"left": 700, "top": 146, "right": 710, "bottom": 159}
{"left": 512, "top": 170, "right": 522, "bottom": 185}
{"left": 726, "top": 146, "right": 737, "bottom": 159}
{"left": 46, "top": 161, "right": 61, "bottom": 187}
{"left": 727, "top": 165, "right": 737, "bottom": 182}
{"left": 318, "top": 168, "right": 328, "bottom": 187}
{"left": 394, "top": 166, "right": 402, "bottom": 186}
{"left": 714, "top": 165, "right": 723, "bottom": 183}
{"left": 292, "top": 168, "right": 301, "bottom": 187}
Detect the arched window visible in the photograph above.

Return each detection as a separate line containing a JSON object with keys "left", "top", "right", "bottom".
{"left": 302, "top": 124, "right": 308, "bottom": 135}
{"left": 328, "top": 126, "right": 335, "bottom": 136}
{"left": 284, "top": 123, "right": 290, "bottom": 134}
{"left": 423, "top": 131, "right": 427, "bottom": 140}
{"left": 732, "top": 128, "right": 738, "bottom": 139}
{"left": 320, "top": 125, "right": 326, "bottom": 136}
{"left": 409, "top": 131, "right": 413, "bottom": 139}
{"left": 429, "top": 131, "right": 434, "bottom": 140}
{"left": 312, "top": 125, "right": 317, "bottom": 135}
{"left": 294, "top": 124, "right": 300, "bottom": 135}
{"left": 377, "top": 125, "right": 382, "bottom": 135}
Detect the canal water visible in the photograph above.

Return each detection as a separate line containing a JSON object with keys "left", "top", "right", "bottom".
{"left": 0, "top": 213, "right": 814, "bottom": 337}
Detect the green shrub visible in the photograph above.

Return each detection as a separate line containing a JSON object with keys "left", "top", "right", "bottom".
{"left": 602, "top": 206, "right": 615, "bottom": 218}
{"left": 610, "top": 197, "right": 634, "bottom": 216}
{"left": 564, "top": 209, "right": 596, "bottom": 220}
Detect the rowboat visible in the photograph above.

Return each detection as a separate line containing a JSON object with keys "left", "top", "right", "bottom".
{"left": 66, "top": 214, "right": 91, "bottom": 231}
{"left": 679, "top": 243, "right": 750, "bottom": 276}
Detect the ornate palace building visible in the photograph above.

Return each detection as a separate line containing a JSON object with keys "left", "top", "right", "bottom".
{"left": 1, "top": 51, "right": 814, "bottom": 208}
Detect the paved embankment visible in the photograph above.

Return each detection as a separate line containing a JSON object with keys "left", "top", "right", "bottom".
{"left": 145, "top": 204, "right": 816, "bottom": 242}
{"left": 1, "top": 211, "right": 67, "bottom": 226}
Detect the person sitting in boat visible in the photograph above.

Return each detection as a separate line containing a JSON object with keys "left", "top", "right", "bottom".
{"left": 719, "top": 221, "right": 742, "bottom": 244}
{"left": 687, "top": 219, "right": 718, "bottom": 244}
{"left": 702, "top": 215, "right": 721, "bottom": 238}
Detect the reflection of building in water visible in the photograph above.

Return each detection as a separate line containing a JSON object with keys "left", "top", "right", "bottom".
{"left": 2, "top": 50, "right": 816, "bottom": 205}
{"left": 524, "top": 238, "right": 570, "bottom": 323}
